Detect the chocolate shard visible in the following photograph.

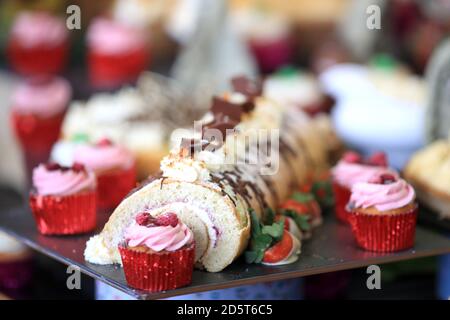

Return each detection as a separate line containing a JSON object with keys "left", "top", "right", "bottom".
{"left": 180, "top": 138, "right": 209, "bottom": 157}
{"left": 203, "top": 115, "right": 238, "bottom": 144}
{"left": 211, "top": 96, "right": 244, "bottom": 122}
{"left": 231, "top": 75, "right": 263, "bottom": 99}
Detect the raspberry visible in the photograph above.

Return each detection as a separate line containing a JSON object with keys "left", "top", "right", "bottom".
{"left": 135, "top": 212, "right": 152, "bottom": 226}
{"left": 72, "top": 162, "right": 85, "bottom": 173}
{"left": 342, "top": 151, "right": 361, "bottom": 164}
{"left": 155, "top": 212, "right": 179, "bottom": 227}
{"left": 380, "top": 174, "right": 396, "bottom": 185}
{"left": 368, "top": 152, "right": 387, "bottom": 167}
{"left": 96, "top": 138, "right": 113, "bottom": 147}
{"left": 45, "top": 162, "right": 61, "bottom": 171}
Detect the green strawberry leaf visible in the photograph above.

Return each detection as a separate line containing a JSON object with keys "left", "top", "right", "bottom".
{"left": 291, "top": 192, "right": 314, "bottom": 203}
{"left": 245, "top": 250, "right": 258, "bottom": 264}
{"left": 282, "top": 209, "right": 311, "bottom": 231}
{"left": 264, "top": 207, "right": 276, "bottom": 225}
{"left": 261, "top": 221, "right": 284, "bottom": 242}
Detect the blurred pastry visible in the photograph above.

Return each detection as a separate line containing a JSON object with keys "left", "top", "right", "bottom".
{"left": 7, "top": 11, "right": 69, "bottom": 75}
{"left": 404, "top": 140, "right": 450, "bottom": 219}
{"left": 10, "top": 76, "right": 72, "bottom": 182}
{"left": 86, "top": 17, "right": 150, "bottom": 89}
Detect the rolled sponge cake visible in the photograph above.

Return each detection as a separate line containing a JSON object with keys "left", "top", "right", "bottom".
{"left": 85, "top": 95, "right": 333, "bottom": 272}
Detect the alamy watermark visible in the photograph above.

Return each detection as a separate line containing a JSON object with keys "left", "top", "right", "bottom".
{"left": 66, "top": 5, "right": 81, "bottom": 30}
{"left": 366, "top": 265, "right": 381, "bottom": 290}
{"left": 367, "top": 5, "right": 382, "bottom": 30}
{"left": 66, "top": 265, "right": 81, "bottom": 290}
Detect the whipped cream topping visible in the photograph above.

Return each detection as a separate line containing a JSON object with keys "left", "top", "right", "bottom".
{"left": 32, "top": 164, "right": 96, "bottom": 196}
{"left": 124, "top": 220, "right": 193, "bottom": 252}
{"left": 332, "top": 161, "right": 398, "bottom": 189}
{"left": 11, "top": 76, "right": 72, "bottom": 118}
{"left": 350, "top": 179, "right": 415, "bottom": 212}
{"left": 10, "top": 11, "right": 68, "bottom": 48}
{"left": 161, "top": 152, "right": 211, "bottom": 182}
{"left": 74, "top": 144, "right": 134, "bottom": 173}
{"left": 87, "top": 17, "right": 147, "bottom": 54}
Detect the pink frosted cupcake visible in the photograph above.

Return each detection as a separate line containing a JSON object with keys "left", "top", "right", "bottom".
{"left": 331, "top": 151, "right": 398, "bottom": 223}
{"left": 347, "top": 173, "right": 418, "bottom": 252}
{"left": 10, "top": 76, "right": 72, "bottom": 181}
{"left": 73, "top": 139, "right": 136, "bottom": 211}
{"left": 29, "top": 162, "right": 97, "bottom": 235}
{"left": 7, "top": 11, "right": 69, "bottom": 75}
{"left": 86, "top": 17, "right": 150, "bottom": 89}
{"left": 119, "top": 212, "right": 195, "bottom": 292}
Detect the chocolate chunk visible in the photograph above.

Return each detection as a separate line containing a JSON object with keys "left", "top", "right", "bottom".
{"left": 211, "top": 96, "right": 244, "bottom": 122}
{"left": 202, "top": 115, "right": 238, "bottom": 147}
{"left": 231, "top": 75, "right": 262, "bottom": 99}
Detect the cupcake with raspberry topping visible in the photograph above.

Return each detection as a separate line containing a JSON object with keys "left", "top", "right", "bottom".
{"left": 73, "top": 139, "right": 136, "bottom": 211}
{"left": 331, "top": 151, "right": 398, "bottom": 223}
{"left": 7, "top": 11, "right": 69, "bottom": 75}
{"left": 119, "top": 212, "right": 195, "bottom": 292}
{"left": 29, "top": 162, "right": 97, "bottom": 235}
{"left": 347, "top": 173, "right": 418, "bottom": 252}
{"left": 10, "top": 76, "right": 72, "bottom": 182}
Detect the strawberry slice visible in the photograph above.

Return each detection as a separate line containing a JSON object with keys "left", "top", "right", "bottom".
{"left": 280, "top": 199, "right": 309, "bottom": 216}
{"left": 262, "top": 230, "right": 293, "bottom": 264}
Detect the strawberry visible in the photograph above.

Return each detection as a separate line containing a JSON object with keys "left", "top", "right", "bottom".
{"left": 280, "top": 199, "right": 309, "bottom": 216}
{"left": 367, "top": 151, "right": 387, "bottom": 167}
{"left": 275, "top": 215, "right": 290, "bottom": 230}
{"left": 155, "top": 212, "right": 179, "bottom": 227}
{"left": 342, "top": 151, "right": 362, "bottom": 164}
{"left": 262, "top": 230, "right": 293, "bottom": 264}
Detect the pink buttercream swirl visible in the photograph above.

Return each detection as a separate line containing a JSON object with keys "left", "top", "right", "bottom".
{"left": 73, "top": 144, "right": 134, "bottom": 173}
{"left": 11, "top": 76, "right": 72, "bottom": 118}
{"left": 10, "top": 11, "right": 68, "bottom": 48}
{"left": 32, "top": 164, "right": 96, "bottom": 196}
{"left": 124, "top": 222, "right": 193, "bottom": 252}
{"left": 350, "top": 179, "right": 415, "bottom": 212}
{"left": 332, "top": 161, "right": 398, "bottom": 189}
{"left": 87, "top": 17, "right": 147, "bottom": 54}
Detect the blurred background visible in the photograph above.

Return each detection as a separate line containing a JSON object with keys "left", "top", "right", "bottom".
{"left": 0, "top": 0, "right": 450, "bottom": 300}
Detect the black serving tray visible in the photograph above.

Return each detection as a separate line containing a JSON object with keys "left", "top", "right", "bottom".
{"left": 1, "top": 196, "right": 450, "bottom": 300}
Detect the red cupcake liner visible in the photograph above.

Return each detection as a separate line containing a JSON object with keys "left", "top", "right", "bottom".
{"left": 29, "top": 190, "right": 97, "bottom": 235}
{"left": 119, "top": 243, "right": 195, "bottom": 292}
{"left": 88, "top": 47, "right": 150, "bottom": 88}
{"left": 332, "top": 181, "right": 351, "bottom": 223}
{"left": 97, "top": 164, "right": 137, "bottom": 212}
{"left": 347, "top": 205, "right": 418, "bottom": 252}
{"left": 7, "top": 39, "right": 68, "bottom": 75}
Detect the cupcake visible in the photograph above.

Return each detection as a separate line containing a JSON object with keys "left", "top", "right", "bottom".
{"left": 29, "top": 162, "right": 97, "bottom": 235}
{"left": 119, "top": 212, "right": 195, "bottom": 292}
{"left": 10, "top": 76, "right": 72, "bottom": 181}
{"left": 7, "top": 11, "right": 69, "bottom": 75}
{"left": 347, "top": 173, "right": 418, "bottom": 252}
{"left": 73, "top": 139, "right": 136, "bottom": 211}
{"left": 86, "top": 17, "right": 150, "bottom": 89}
{"left": 232, "top": 9, "right": 293, "bottom": 73}
{"left": 331, "top": 151, "right": 397, "bottom": 223}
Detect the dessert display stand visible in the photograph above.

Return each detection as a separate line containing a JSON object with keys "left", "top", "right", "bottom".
{"left": 1, "top": 192, "right": 450, "bottom": 300}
